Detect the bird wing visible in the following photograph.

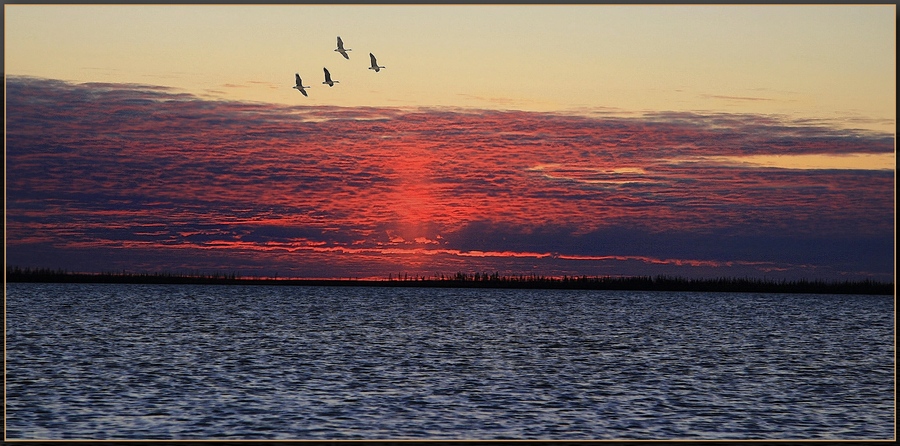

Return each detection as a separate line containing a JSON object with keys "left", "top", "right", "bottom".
{"left": 337, "top": 36, "right": 344, "bottom": 49}
{"left": 300, "top": 89, "right": 308, "bottom": 97}
{"left": 323, "top": 68, "right": 331, "bottom": 81}
{"left": 295, "top": 73, "right": 301, "bottom": 85}
{"left": 370, "top": 53, "right": 377, "bottom": 66}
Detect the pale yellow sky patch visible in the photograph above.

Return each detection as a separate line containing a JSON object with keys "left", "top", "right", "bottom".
{"left": 677, "top": 153, "right": 896, "bottom": 171}
{"left": 4, "top": 4, "right": 896, "bottom": 133}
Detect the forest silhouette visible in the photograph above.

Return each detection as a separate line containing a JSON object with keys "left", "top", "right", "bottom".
{"left": 6, "top": 266, "right": 893, "bottom": 295}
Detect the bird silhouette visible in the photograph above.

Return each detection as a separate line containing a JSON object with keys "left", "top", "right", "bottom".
{"left": 368, "top": 53, "right": 385, "bottom": 72}
{"left": 323, "top": 67, "right": 339, "bottom": 87}
{"left": 293, "top": 73, "right": 310, "bottom": 97}
{"left": 335, "top": 36, "right": 351, "bottom": 59}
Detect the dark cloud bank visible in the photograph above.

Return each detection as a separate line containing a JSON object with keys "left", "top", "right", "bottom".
{"left": 5, "top": 77, "right": 895, "bottom": 280}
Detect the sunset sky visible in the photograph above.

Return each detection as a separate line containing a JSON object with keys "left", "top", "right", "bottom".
{"left": 5, "top": 4, "right": 896, "bottom": 281}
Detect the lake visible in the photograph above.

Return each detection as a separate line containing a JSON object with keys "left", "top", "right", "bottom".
{"left": 5, "top": 283, "right": 894, "bottom": 440}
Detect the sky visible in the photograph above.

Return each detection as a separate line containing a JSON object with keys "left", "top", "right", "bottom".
{"left": 4, "top": 4, "right": 896, "bottom": 281}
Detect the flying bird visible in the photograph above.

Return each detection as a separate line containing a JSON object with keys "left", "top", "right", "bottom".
{"left": 368, "top": 53, "right": 385, "bottom": 72}
{"left": 323, "top": 67, "right": 339, "bottom": 87}
{"left": 293, "top": 73, "right": 310, "bottom": 97}
{"left": 334, "top": 36, "right": 351, "bottom": 59}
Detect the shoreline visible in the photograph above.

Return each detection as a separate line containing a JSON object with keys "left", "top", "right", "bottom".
{"left": 5, "top": 270, "right": 894, "bottom": 295}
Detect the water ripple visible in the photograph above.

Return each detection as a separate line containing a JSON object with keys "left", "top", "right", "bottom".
{"left": 6, "top": 283, "right": 894, "bottom": 440}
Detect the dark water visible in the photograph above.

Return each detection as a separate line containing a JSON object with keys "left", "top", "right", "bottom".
{"left": 5, "top": 283, "right": 894, "bottom": 440}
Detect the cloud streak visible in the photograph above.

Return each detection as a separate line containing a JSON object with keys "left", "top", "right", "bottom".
{"left": 702, "top": 94, "right": 775, "bottom": 102}
{"left": 5, "top": 76, "right": 895, "bottom": 280}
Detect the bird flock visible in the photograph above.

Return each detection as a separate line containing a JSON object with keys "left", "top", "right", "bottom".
{"left": 293, "top": 36, "right": 384, "bottom": 97}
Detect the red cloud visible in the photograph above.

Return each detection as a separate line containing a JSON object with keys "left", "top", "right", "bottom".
{"left": 5, "top": 77, "right": 895, "bottom": 280}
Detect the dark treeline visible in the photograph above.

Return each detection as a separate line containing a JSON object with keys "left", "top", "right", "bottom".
{"left": 5, "top": 266, "right": 246, "bottom": 285}
{"left": 6, "top": 266, "right": 894, "bottom": 295}
{"left": 431, "top": 271, "right": 894, "bottom": 295}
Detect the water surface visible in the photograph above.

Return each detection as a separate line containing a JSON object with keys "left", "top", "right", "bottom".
{"left": 5, "top": 283, "right": 894, "bottom": 439}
